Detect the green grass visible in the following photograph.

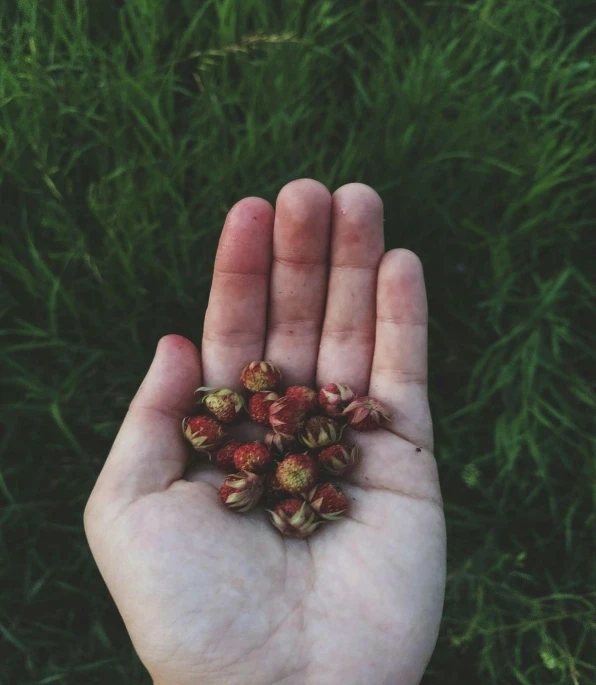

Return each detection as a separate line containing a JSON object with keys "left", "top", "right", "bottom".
{"left": 1, "top": 0, "right": 595, "bottom": 683}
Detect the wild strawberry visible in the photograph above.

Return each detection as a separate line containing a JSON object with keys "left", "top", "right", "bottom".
{"left": 182, "top": 416, "right": 226, "bottom": 452}
{"left": 268, "top": 498, "right": 321, "bottom": 538}
{"left": 219, "top": 471, "right": 264, "bottom": 512}
{"left": 247, "top": 391, "right": 280, "bottom": 425}
{"left": 240, "top": 361, "right": 282, "bottom": 392}
{"left": 285, "top": 386, "right": 318, "bottom": 414}
{"left": 269, "top": 396, "right": 306, "bottom": 438}
{"left": 318, "top": 443, "right": 359, "bottom": 476}
{"left": 214, "top": 440, "right": 242, "bottom": 472}
{"left": 198, "top": 388, "right": 245, "bottom": 424}
{"left": 265, "top": 430, "right": 297, "bottom": 454}
{"left": 308, "top": 483, "right": 349, "bottom": 520}
{"left": 233, "top": 442, "right": 272, "bottom": 473}
{"left": 299, "top": 415, "right": 342, "bottom": 449}
{"left": 263, "top": 473, "right": 288, "bottom": 506}
{"left": 318, "top": 383, "right": 356, "bottom": 418}
{"left": 344, "top": 396, "right": 392, "bottom": 431}
{"left": 276, "top": 454, "right": 318, "bottom": 494}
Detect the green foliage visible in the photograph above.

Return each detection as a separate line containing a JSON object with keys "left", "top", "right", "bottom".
{"left": 1, "top": 0, "right": 594, "bottom": 683}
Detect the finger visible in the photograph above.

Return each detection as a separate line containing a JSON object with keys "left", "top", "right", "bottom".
{"left": 264, "top": 179, "right": 332, "bottom": 385}
{"left": 317, "top": 184, "right": 385, "bottom": 395}
{"left": 93, "top": 335, "right": 202, "bottom": 502}
{"left": 202, "top": 198, "right": 275, "bottom": 388}
{"left": 369, "top": 249, "right": 433, "bottom": 450}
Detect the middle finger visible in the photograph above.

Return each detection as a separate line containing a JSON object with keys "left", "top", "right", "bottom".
{"left": 264, "top": 179, "right": 332, "bottom": 385}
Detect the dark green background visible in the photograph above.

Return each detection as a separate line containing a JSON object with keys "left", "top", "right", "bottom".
{"left": 1, "top": 1, "right": 594, "bottom": 683}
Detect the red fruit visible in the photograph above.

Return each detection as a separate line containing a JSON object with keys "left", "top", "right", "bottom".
{"left": 215, "top": 440, "right": 242, "bottom": 472}
{"left": 299, "top": 415, "right": 342, "bottom": 449}
{"left": 240, "top": 361, "right": 282, "bottom": 392}
{"left": 308, "top": 483, "right": 349, "bottom": 520}
{"left": 318, "top": 443, "right": 359, "bottom": 476}
{"left": 182, "top": 415, "right": 226, "bottom": 452}
{"left": 198, "top": 388, "right": 245, "bottom": 423}
{"left": 318, "top": 383, "right": 356, "bottom": 418}
{"left": 219, "top": 471, "right": 264, "bottom": 512}
{"left": 344, "top": 396, "right": 392, "bottom": 431}
{"left": 247, "top": 391, "right": 280, "bottom": 425}
{"left": 265, "top": 430, "right": 297, "bottom": 454}
{"left": 285, "top": 386, "right": 319, "bottom": 414}
{"left": 233, "top": 442, "right": 272, "bottom": 473}
{"left": 269, "top": 396, "right": 306, "bottom": 438}
{"left": 268, "top": 498, "right": 321, "bottom": 538}
{"left": 276, "top": 454, "right": 318, "bottom": 494}
{"left": 263, "top": 473, "right": 288, "bottom": 506}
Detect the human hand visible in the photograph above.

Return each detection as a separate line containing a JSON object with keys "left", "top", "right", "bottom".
{"left": 84, "top": 180, "right": 446, "bottom": 685}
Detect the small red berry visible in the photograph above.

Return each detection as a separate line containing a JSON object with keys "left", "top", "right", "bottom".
{"left": 265, "top": 430, "right": 297, "bottom": 454}
{"left": 219, "top": 471, "right": 264, "bottom": 512}
{"left": 240, "top": 361, "right": 282, "bottom": 392}
{"left": 299, "top": 415, "right": 342, "bottom": 449}
{"left": 247, "top": 391, "right": 280, "bottom": 425}
{"left": 233, "top": 442, "right": 272, "bottom": 473}
{"left": 276, "top": 454, "right": 318, "bottom": 494}
{"left": 318, "top": 383, "right": 356, "bottom": 418}
{"left": 182, "top": 415, "right": 226, "bottom": 452}
{"left": 318, "top": 443, "right": 359, "bottom": 476}
{"left": 308, "top": 483, "right": 349, "bottom": 520}
{"left": 268, "top": 498, "right": 321, "bottom": 538}
{"left": 269, "top": 396, "right": 306, "bottom": 438}
{"left": 285, "top": 386, "right": 319, "bottom": 414}
{"left": 198, "top": 388, "right": 245, "bottom": 423}
{"left": 214, "top": 440, "right": 242, "bottom": 472}
{"left": 344, "top": 396, "right": 392, "bottom": 431}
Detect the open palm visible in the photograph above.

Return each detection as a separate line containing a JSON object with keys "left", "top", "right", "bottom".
{"left": 85, "top": 180, "right": 446, "bottom": 685}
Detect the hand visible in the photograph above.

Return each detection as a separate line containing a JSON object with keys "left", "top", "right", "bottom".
{"left": 84, "top": 180, "right": 446, "bottom": 685}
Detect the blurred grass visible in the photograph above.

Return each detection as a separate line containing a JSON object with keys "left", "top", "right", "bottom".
{"left": 1, "top": 0, "right": 595, "bottom": 683}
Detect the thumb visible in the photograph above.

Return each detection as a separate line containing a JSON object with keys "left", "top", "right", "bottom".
{"left": 92, "top": 335, "right": 202, "bottom": 504}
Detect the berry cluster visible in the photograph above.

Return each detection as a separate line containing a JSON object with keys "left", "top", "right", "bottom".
{"left": 182, "top": 361, "right": 391, "bottom": 538}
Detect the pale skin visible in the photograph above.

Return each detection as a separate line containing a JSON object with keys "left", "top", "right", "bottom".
{"left": 84, "top": 180, "right": 446, "bottom": 685}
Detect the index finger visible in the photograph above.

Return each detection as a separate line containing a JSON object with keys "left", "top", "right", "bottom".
{"left": 202, "top": 198, "right": 275, "bottom": 388}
